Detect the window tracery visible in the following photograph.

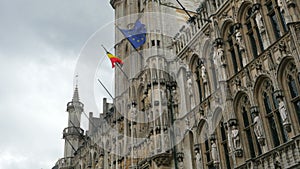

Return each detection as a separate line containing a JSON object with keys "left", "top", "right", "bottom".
{"left": 280, "top": 61, "right": 300, "bottom": 129}
{"left": 265, "top": 0, "right": 288, "bottom": 41}
{"left": 257, "top": 78, "right": 288, "bottom": 147}
{"left": 243, "top": 7, "right": 264, "bottom": 58}
{"left": 237, "top": 94, "right": 262, "bottom": 158}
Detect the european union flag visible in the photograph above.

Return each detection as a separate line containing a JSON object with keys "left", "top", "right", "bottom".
{"left": 120, "top": 20, "right": 146, "bottom": 49}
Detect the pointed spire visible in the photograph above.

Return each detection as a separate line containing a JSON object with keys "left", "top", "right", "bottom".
{"left": 72, "top": 85, "right": 80, "bottom": 102}
{"left": 72, "top": 74, "right": 80, "bottom": 102}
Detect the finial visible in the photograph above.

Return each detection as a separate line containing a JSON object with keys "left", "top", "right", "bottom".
{"left": 72, "top": 74, "right": 80, "bottom": 102}
{"left": 74, "top": 74, "right": 79, "bottom": 89}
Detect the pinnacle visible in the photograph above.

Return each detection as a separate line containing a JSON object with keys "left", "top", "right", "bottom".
{"left": 72, "top": 85, "right": 80, "bottom": 102}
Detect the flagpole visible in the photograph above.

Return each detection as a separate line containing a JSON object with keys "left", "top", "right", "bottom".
{"left": 174, "top": 0, "right": 193, "bottom": 19}
{"left": 97, "top": 79, "right": 114, "bottom": 100}
{"left": 115, "top": 63, "right": 129, "bottom": 80}
{"left": 101, "top": 45, "right": 130, "bottom": 81}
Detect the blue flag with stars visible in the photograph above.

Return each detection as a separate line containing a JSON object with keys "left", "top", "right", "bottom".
{"left": 120, "top": 20, "right": 146, "bottom": 49}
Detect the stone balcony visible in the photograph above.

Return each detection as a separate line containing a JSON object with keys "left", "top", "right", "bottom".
{"left": 63, "top": 126, "right": 84, "bottom": 138}
{"left": 236, "top": 135, "right": 300, "bottom": 169}
{"left": 56, "top": 157, "right": 74, "bottom": 169}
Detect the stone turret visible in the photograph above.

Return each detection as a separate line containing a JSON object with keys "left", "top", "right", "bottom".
{"left": 63, "top": 85, "right": 84, "bottom": 158}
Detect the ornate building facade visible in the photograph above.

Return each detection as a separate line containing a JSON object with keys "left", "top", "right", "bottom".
{"left": 53, "top": 0, "right": 300, "bottom": 168}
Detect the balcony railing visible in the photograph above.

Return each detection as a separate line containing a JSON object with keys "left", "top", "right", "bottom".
{"left": 56, "top": 157, "right": 74, "bottom": 169}
{"left": 63, "top": 127, "right": 84, "bottom": 138}
{"left": 236, "top": 135, "right": 300, "bottom": 169}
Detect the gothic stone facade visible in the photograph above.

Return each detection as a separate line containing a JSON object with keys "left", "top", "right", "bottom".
{"left": 53, "top": 0, "right": 300, "bottom": 169}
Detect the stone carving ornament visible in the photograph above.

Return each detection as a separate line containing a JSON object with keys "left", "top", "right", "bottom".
{"left": 278, "top": 98, "right": 288, "bottom": 124}
{"left": 231, "top": 125, "right": 241, "bottom": 149}
{"left": 253, "top": 114, "right": 264, "bottom": 140}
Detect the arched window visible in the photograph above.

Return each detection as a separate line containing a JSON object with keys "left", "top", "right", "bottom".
{"left": 265, "top": 0, "right": 288, "bottom": 40}
{"left": 243, "top": 7, "right": 264, "bottom": 58}
{"left": 204, "top": 134, "right": 214, "bottom": 168}
{"left": 224, "top": 24, "right": 242, "bottom": 74}
{"left": 225, "top": 25, "right": 239, "bottom": 74}
{"left": 217, "top": 120, "right": 231, "bottom": 169}
{"left": 190, "top": 56, "right": 204, "bottom": 102}
{"left": 280, "top": 61, "right": 300, "bottom": 129}
{"left": 236, "top": 94, "right": 261, "bottom": 159}
{"left": 198, "top": 122, "right": 214, "bottom": 168}
{"left": 257, "top": 79, "right": 288, "bottom": 147}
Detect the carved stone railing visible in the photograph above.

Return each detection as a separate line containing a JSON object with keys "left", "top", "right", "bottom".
{"left": 174, "top": 18, "right": 209, "bottom": 55}
{"left": 56, "top": 157, "right": 74, "bottom": 169}
{"left": 66, "top": 101, "right": 84, "bottom": 112}
{"left": 236, "top": 135, "right": 300, "bottom": 169}
{"left": 63, "top": 126, "right": 84, "bottom": 138}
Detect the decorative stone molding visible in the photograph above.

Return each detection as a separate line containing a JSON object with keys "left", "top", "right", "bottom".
{"left": 228, "top": 119, "right": 243, "bottom": 157}
{"left": 274, "top": 90, "right": 292, "bottom": 132}
{"left": 213, "top": 38, "right": 223, "bottom": 47}
{"left": 152, "top": 153, "right": 172, "bottom": 167}
{"left": 138, "top": 158, "right": 151, "bottom": 169}
{"left": 251, "top": 106, "right": 266, "bottom": 146}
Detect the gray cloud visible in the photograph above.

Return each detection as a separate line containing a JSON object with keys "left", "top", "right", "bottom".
{"left": 0, "top": 0, "right": 114, "bottom": 168}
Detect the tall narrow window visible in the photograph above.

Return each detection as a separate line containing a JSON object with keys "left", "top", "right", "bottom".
{"left": 266, "top": 0, "right": 287, "bottom": 41}
{"left": 225, "top": 25, "right": 241, "bottom": 74}
{"left": 258, "top": 79, "right": 287, "bottom": 147}
{"left": 220, "top": 121, "right": 231, "bottom": 169}
{"left": 281, "top": 62, "right": 300, "bottom": 127}
{"left": 237, "top": 95, "right": 261, "bottom": 159}
{"left": 204, "top": 135, "right": 211, "bottom": 164}
{"left": 243, "top": 7, "right": 264, "bottom": 58}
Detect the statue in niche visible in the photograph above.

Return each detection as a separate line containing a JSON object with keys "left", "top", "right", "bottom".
{"left": 150, "top": 137, "right": 155, "bottom": 153}
{"left": 187, "top": 73, "right": 195, "bottom": 108}
{"left": 211, "top": 141, "right": 218, "bottom": 162}
{"left": 278, "top": 98, "right": 288, "bottom": 124}
{"left": 172, "top": 87, "right": 178, "bottom": 104}
{"left": 178, "top": 158, "right": 184, "bottom": 169}
{"left": 217, "top": 47, "right": 225, "bottom": 65}
{"left": 235, "top": 30, "right": 245, "bottom": 51}
{"left": 255, "top": 12, "right": 264, "bottom": 30}
{"left": 195, "top": 149, "right": 202, "bottom": 169}
{"left": 201, "top": 63, "right": 207, "bottom": 83}
{"left": 277, "top": 0, "right": 283, "bottom": 12}
{"left": 98, "top": 156, "right": 104, "bottom": 169}
{"left": 164, "top": 131, "right": 170, "bottom": 151}
{"left": 253, "top": 114, "right": 264, "bottom": 139}
{"left": 231, "top": 125, "right": 241, "bottom": 149}
{"left": 187, "top": 74, "right": 193, "bottom": 96}
{"left": 213, "top": 46, "right": 226, "bottom": 81}
{"left": 157, "top": 134, "right": 161, "bottom": 150}
{"left": 144, "top": 92, "right": 151, "bottom": 110}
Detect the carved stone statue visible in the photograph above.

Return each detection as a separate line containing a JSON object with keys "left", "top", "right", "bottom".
{"left": 150, "top": 137, "right": 155, "bottom": 153}
{"left": 164, "top": 131, "right": 170, "bottom": 151}
{"left": 213, "top": 46, "right": 225, "bottom": 66}
{"left": 235, "top": 30, "right": 245, "bottom": 51}
{"left": 253, "top": 114, "right": 264, "bottom": 139}
{"left": 277, "top": 0, "right": 283, "bottom": 12}
{"left": 178, "top": 158, "right": 184, "bottom": 169}
{"left": 201, "top": 64, "right": 207, "bottom": 83}
{"left": 187, "top": 75, "right": 193, "bottom": 96}
{"left": 231, "top": 125, "right": 241, "bottom": 149}
{"left": 217, "top": 47, "right": 225, "bottom": 65}
{"left": 278, "top": 98, "right": 288, "bottom": 124}
{"left": 255, "top": 12, "right": 264, "bottom": 30}
{"left": 98, "top": 156, "right": 104, "bottom": 169}
{"left": 131, "top": 106, "right": 137, "bottom": 121}
{"left": 187, "top": 73, "right": 195, "bottom": 108}
{"left": 195, "top": 150, "right": 202, "bottom": 169}
{"left": 211, "top": 141, "right": 218, "bottom": 163}
{"left": 144, "top": 93, "right": 151, "bottom": 110}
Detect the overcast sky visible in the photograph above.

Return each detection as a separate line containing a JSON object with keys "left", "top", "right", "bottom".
{"left": 0, "top": 0, "right": 115, "bottom": 168}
